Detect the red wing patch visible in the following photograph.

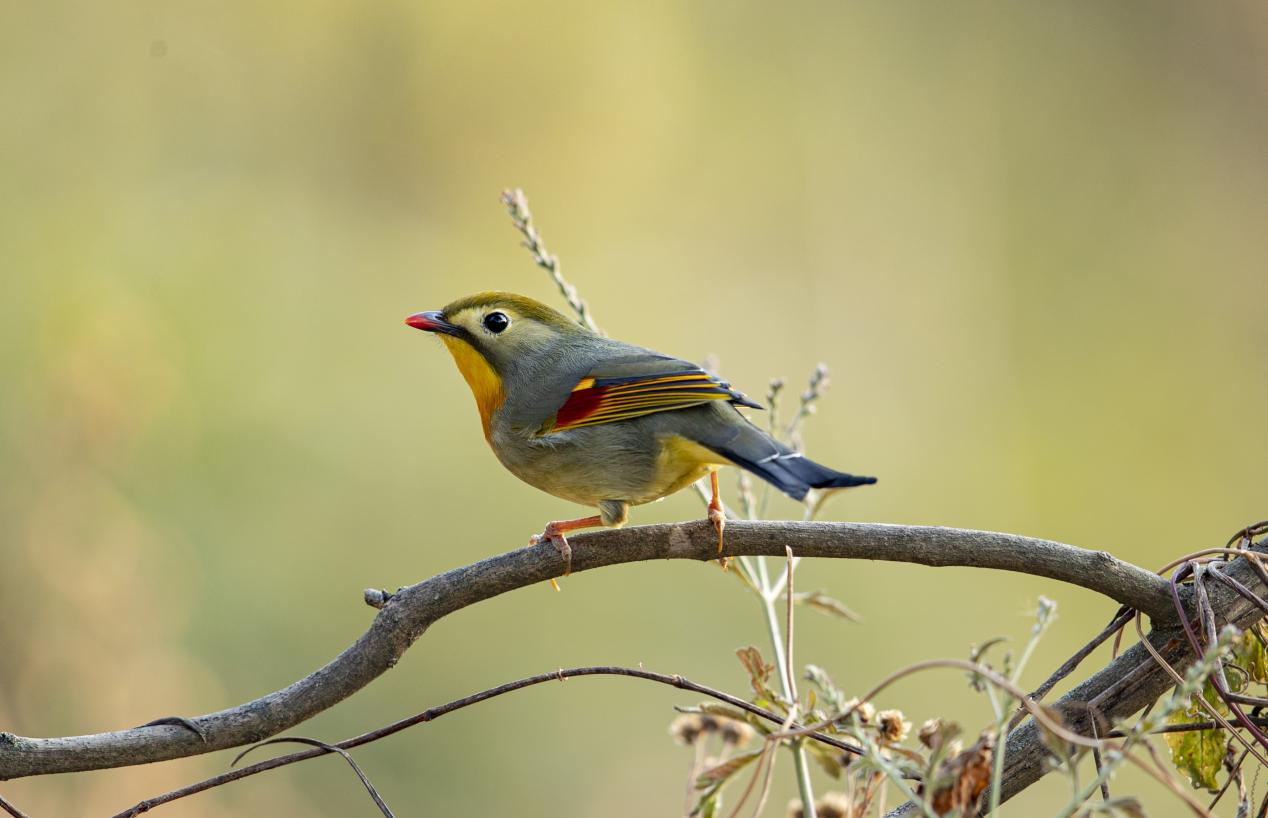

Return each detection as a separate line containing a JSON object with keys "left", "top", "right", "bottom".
{"left": 549, "top": 371, "right": 760, "bottom": 433}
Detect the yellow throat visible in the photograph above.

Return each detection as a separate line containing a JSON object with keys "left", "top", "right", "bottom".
{"left": 441, "top": 336, "right": 505, "bottom": 440}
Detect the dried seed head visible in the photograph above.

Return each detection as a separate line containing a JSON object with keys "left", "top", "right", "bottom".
{"left": 785, "top": 799, "right": 804, "bottom": 818}
{"left": 837, "top": 698, "right": 875, "bottom": 726}
{"left": 815, "top": 792, "right": 852, "bottom": 818}
{"left": 877, "top": 709, "right": 912, "bottom": 744}
{"left": 918, "top": 718, "right": 962, "bottom": 751}
{"left": 669, "top": 714, "right": 705, "bottom": 745}
{"left": 720, "top": 720, "right": 756, "bottom": 746}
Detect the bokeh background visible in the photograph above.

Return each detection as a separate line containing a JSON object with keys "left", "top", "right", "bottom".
{"left": 2, "top": 2, "right": 1266, "bottom": 815}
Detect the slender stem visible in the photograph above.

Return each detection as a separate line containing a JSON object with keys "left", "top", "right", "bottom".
{"left": 749, "top": 552, "right": 816, "bottom": 817}
{"left": 864, "top": 735, "right": 940, "bottom": 818}
{"left": 987, "top": 685, "right": 1008, "bottom": 817}
{"left": 1009, "top": 607, "right": 1131, "bottom": 732}
{"left": 990, "top": 600, "right": 1053, "bottom": 816}
{"left": 0, "top": 794, "right": 32, "bottom": 818}
{"left": 783, "top": 546, "right": 817, "bottom": 818}
{"left": 500, "top": 188, "right": 601, "bottom": 335}
{"left": 754, "top": 557, "right": 793, "bottom": 695}
{"left": 1051, "top": 750, "right": 1122, "bottom": 818}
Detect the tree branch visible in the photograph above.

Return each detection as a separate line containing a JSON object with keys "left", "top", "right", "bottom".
{"left": 885, "top": 538, "right": 1268, "bottom": 816}
{"left": 0, "top": 520, "right": 1178, "bottom": 780}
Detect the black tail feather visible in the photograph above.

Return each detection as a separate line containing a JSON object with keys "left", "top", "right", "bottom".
{"left": 712, "top": 447, "right": 876, "bottom": 501}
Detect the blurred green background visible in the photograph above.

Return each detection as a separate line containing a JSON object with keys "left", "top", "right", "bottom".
{"left": 2, "top": 2, "right": 1266, "bottom": 815}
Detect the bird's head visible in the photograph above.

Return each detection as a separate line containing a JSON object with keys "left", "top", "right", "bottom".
{"left": 407, "top": 291, "right": 586, "bottom": 371}
{"left": 405, "top": 292, "right": 589, "bottom": 434}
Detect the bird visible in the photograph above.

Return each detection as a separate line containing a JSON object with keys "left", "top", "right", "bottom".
{"left": 405, "top": 292, "right": 876, "bottom": 579}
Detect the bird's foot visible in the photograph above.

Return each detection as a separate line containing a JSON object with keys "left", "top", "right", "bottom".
{"left": 707, "top": 471, "right": 728, "bottom": 570}
{"left": 138, "top": 715, "right": 208, "bottom": 743}
{"left": 708, "top": 503, "right": 727, "bottom": 571}
{"left": 529, "top": 514, "right": 604, "bottom": 590}
{"left": 530, "top": 524, "right": 573, "bottom": 579}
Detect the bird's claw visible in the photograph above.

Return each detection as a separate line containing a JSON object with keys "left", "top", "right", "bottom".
{"left": 707, "top": 502, "right": 727, "bottom": 570}
{"left": 531, "top": 526, "right": 573, "bottom": 578}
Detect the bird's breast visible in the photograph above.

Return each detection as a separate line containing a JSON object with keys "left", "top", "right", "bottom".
{"left": 441, "top": 336, "right": 505, "bottom": 441}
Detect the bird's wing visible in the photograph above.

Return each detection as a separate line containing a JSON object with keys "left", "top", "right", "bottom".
{"left": 545, "top": 352, "right": 762, "bottom": 433}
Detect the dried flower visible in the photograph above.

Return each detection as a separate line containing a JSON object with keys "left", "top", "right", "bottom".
{"left": 876, "top": 709, "right": 911, "bottom": 744}
{"left": 669, "top": 712, "right": 734, "bottom": 746}
{"left": 669, "top": 714, "right": 705, "bottom": 745}
{"left": 922, "top": 732, "right": 995, "bottom": 817}
{"left": 918, "top": 718, "right": 962, "bottom": 751}
{"left": 837, "top": 697, "right": 875, "bottom": 726}
{"left": 786, "top": 799, "right": 804, "bottom": 818}
{"left": 815, "top": 792, "right": 852, "bottom": 818}
{"left": 720, "top": 719, "right": 755, "bottom": 746}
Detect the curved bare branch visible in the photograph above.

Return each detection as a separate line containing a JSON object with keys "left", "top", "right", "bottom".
{"left": 0, "top": 520, "right": 1176, "bottom": 780}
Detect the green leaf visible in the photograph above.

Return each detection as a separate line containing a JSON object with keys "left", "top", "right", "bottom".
{"left": 804, "top": 664, "right": 847, "bottom": 713}
{"left": 693, "top": 782, "right": 722, "bottom": 818}
{"left": 792, "top": 590, "right": 861, "bottom": 622}
{"left": 1233, "top": 626, "right": 1268, "bottom": 684}
{"left": 696, "top": 749, "right": 764, "bottom": 788}
{"left": 1164, "top": 706, "right": 1226, "bottom": 792}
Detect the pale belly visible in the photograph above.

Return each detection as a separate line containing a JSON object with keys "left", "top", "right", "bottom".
{"left": 490, "top": 425, "right": 729, "bottom": 508}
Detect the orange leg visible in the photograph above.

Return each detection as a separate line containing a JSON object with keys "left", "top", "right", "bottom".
{"left": 530, "top": 515, "right": 603, "bottom": 581}
{"left": 708, "top": 470, "right": 727, "bottom": 568}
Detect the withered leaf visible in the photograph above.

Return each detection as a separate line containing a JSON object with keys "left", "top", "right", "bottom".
{"left": 793, "top": 590, "right": 861, "bottom": 622}
{"left": 736, "top": 646, "right": 778, "bottom": 701}
{"left": 921, "top": 731, "right": 995, "bottom": 817}
{"left": 696, "top": 749, "right": 764, "bottom": 788}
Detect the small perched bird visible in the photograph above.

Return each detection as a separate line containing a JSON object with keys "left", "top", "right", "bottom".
{"left": 406, "top": 292, "right": 875, "bottom": 577}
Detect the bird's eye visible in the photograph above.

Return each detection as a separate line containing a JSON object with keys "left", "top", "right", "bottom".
{"left": 482, "top": 311, "right": 509, "bottom": 334}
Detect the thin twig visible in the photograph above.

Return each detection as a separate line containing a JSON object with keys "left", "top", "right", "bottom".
{"left": 500, "top": 188, "right": 601, "bottom": 335}
{"left": 726, "top": 738, "right": 774, "bottom": 818}
{"left": 1106, "top": 717, "right": 1268, "bottom": 736}
{"left": 1090, "top": 717, "right": 1110, "bottom": 802}
{"left": 784, "top": 363, "right": 829, "bottom": 454}
{"left": 234, "top": 737, "right": 394, "bottom": 817}
{"left": 0, "top": 794, "right": 31, "bottom": 818}
{"left": 1209, "top": 747, "right": 1250, "bottom": 812}
{"left": 773, "top": 653, "right": 1103, "bottom": 793}
{"left": 1168, "top": 566, "right": 1268, "bottom": 753}
{"left": 1133, "top": 609, "right": 1268, "bottom": 768}
{"left": 1008, "top": 607, "right": 1133, "bottom": 732}
{"left": 1120, "top": 748, "right": 1217, "bottom": 818}
{"left": 109, "top": 665, "right": 862, "bottom": 818}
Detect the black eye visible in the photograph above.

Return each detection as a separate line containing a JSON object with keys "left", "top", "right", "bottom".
{"left": 482, "top": 311, "right": 509, "bottom": 334}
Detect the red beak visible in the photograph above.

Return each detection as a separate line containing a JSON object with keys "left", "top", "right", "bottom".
{"left": 405, "top": 311, "right": 461, "bottom": 336}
